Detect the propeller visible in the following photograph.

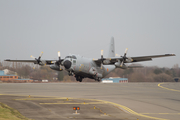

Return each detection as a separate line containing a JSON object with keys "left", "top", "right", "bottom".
{"left": 31, "top": 52, "right": 43, "bottom": 65}
{"left": 120, "top": 48, "right": 128, "bottom": 67}
{"left": 56, "top": 51, "right": 63, "bottom": 70}
{"left": 101, "top": 50, "right": 104, "bottom": 69}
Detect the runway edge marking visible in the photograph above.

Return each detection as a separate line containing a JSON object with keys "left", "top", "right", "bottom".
{"left": 0, "top": 94, "right": 168, "bottom": 120}
{"left": 158, "top": 83, "right": 180, "bottom": 92}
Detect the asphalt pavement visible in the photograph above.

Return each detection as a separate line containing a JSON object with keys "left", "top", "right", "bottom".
{"left": 0, "top": 82, "right": 180, "bottom": 120}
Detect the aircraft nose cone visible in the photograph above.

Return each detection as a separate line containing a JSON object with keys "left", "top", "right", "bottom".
{"left": 63, "top": 60, "right": 72, "bottom": 69}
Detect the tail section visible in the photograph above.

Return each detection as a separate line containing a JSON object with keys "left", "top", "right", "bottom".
{"left": 108, "top": 37, "right": 115, "bottom": 57}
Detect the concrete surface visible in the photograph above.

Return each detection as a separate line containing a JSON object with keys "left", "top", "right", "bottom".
{"left": 0, "top": 82, "right": 180, "bottom": 120}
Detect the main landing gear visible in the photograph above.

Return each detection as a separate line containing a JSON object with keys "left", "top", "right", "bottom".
{"left": 95, "top": 78, "right": 101, "bottom": 82}
{"left": 76, "top": 76, "right": 83, "bottom": 82}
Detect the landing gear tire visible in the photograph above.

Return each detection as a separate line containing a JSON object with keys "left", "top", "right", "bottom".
{"left": 95, "top": 77, "right": 101, "bottom": 82}
{"left": 76, "top": 76, "right": 83, "bottom": 82}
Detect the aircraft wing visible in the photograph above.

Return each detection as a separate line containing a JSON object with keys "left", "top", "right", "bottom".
{"left": 130, "top": 54, "right": 175, "bottom": 62}
{"left": 4, "top": 59, "right": 56, "bottom": 65}
{"left": 93, "top": 54, "right": 175, "bottom": 66}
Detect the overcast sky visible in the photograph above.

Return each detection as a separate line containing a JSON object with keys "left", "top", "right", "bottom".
{"left": 0, "top": 0, "right": 179, "bottom": 68}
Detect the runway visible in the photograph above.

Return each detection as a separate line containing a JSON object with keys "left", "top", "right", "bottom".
{"left": 0, "top": 82, "right": 180, "bottom": 120}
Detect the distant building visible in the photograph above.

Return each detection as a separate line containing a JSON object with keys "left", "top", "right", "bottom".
{"left": 0, "top": 75, "right": 18, "bottom": 81}
{"left": 0, "top": 70, "right": 32, "bottom": 83}
{"left": 102, "top": 77, "right": 128, "bottom": 83}
{"left": 0, "top": 71, "right": 4, "bottom": 76}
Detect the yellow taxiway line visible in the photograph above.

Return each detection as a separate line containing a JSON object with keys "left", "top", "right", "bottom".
{"left": 40, "top": 102, "right": 105, "bottom": 105}
{"left": 158, "top": 83, "right": 180, "bottom": 92}
{"left": 141, "top": 113, "right": 180, "bottom": 115}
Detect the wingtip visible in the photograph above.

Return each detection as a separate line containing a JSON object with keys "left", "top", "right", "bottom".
{"left": 4, "top": 59, "right": 10, "bottom": 61}
{"left": 165, "top": 54, "right": 176, "bottom": 56}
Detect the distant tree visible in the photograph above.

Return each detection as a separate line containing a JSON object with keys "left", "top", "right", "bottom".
{"left": 153, "top": 73, "right": 173, "bottom": 82}
{"left": 123, "top": 68, "right": 133, "bottom": 75}
{"left": 154, "top": 69, "right": 162, "bottom": 74}
{"left": 63, "top": 76, "right": 71, "bottom": 82}
{"left": 58, "top": 71, "right": 64, "bottom": 81}
{"left": 129, "top": 72, "right": 145, "bottom": 82}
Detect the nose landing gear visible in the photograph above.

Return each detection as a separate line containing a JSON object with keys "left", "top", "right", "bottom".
{"left": 68, "top": 71, "right": 74, "bottom": 76}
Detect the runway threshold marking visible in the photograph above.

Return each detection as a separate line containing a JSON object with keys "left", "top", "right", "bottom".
{"left": 0, "top": 94, "right": 168, "bottom": 120}
{"left": 158, "top": 83, "right": 180, "bottom": 92}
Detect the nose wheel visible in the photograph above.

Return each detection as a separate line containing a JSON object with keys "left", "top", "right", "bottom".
{"left": 68, "top": 71, "right": 74, "bottom": 76}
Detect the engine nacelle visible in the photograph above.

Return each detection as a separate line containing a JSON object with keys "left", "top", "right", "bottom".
{"left": 39, "top": 60, "right": 46, "bottom": 66}
{"left": 126, "top": 57, "right": 133, "bottom": 63}
{"left": 50, "top": 64, "right": 63, "bottom": 71}
{"left": 115, "top": 59, "right": 121, "bottom": 67}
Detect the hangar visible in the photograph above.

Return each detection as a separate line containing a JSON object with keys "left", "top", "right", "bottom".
{"left": 102, "top": 77, "right": 128, "bottom": 83}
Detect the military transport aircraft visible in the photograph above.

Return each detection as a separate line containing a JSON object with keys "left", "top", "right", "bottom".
{"left": 5, "top": 37, "right": 175, "bottom": 82}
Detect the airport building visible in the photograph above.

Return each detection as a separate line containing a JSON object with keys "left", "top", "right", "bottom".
{"left": 102, "top": 77, "right": 128, "bottom": 83}
{"left": 0, "top": 70, "right": 33, "bottom": 83}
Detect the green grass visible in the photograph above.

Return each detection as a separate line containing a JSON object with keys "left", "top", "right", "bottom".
{"left": 0, "top": 102, "right": 32, "bottom": 120}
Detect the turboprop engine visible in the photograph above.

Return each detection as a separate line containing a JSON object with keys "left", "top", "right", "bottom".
{"left": 50, "top": 64, "right": 63, "bottom": 71}
{"left": 115, "top": 61, "right": 127, "bottom": 69}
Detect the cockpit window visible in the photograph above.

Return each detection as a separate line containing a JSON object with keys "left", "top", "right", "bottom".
{"left": 72, "top": 55, "right": 77, "bottom": 59}
{"left": 65, "top": 56, "right": 71, "bottom": 59}
{"left": 65, "top": 55, "right": 77, "bottom": 59}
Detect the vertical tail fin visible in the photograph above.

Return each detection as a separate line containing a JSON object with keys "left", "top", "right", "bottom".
{"left": 108, "top": 37, "right": 115, "bottom": 57}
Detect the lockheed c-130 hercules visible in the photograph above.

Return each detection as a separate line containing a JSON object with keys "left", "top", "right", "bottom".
{"left": 5, "top": 37, "right": 175, "bottom": 82}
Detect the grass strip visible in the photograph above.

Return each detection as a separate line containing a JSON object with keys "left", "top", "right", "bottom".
{"left": 0, "top": 102, "right": 32, "bottom": 120}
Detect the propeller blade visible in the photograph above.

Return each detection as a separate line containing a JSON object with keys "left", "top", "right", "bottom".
{"left": 56, "top": 51, "right": 62, "bottom": 70}
{"left": 30, "top": 55, "right": 36, "bottom": 59}
{"left": 124, "top": 48, "right": 128, "bottom": 56}
{"left": 101, "top": 50, "right": 103, "bottom": 56}
{"left": 116, "top": 54, "right": 121, "bottom": 57}
{"left": 39, "top": 52, "right": 43, "bottom": 58}
{"left": 101, "top": 50, "right": 104, "bottom": 69}
{"left": 58, "top": 51, "right": 60, "bottom": 57}
{"left": 120, "top": 61, "right": 124, "bottom": 67}
{"left": 125, "top": 48, "right": 128, "bottom": 53}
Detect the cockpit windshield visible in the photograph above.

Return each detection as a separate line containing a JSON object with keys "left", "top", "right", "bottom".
{"left": 65, "top": 56, "right": 71, "bottom": 59}
{"left": 65, "top": 55, "right": 77, "bottom": 59}
{"left": 72, "top": 55, "right": 77, "bottom": 59}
